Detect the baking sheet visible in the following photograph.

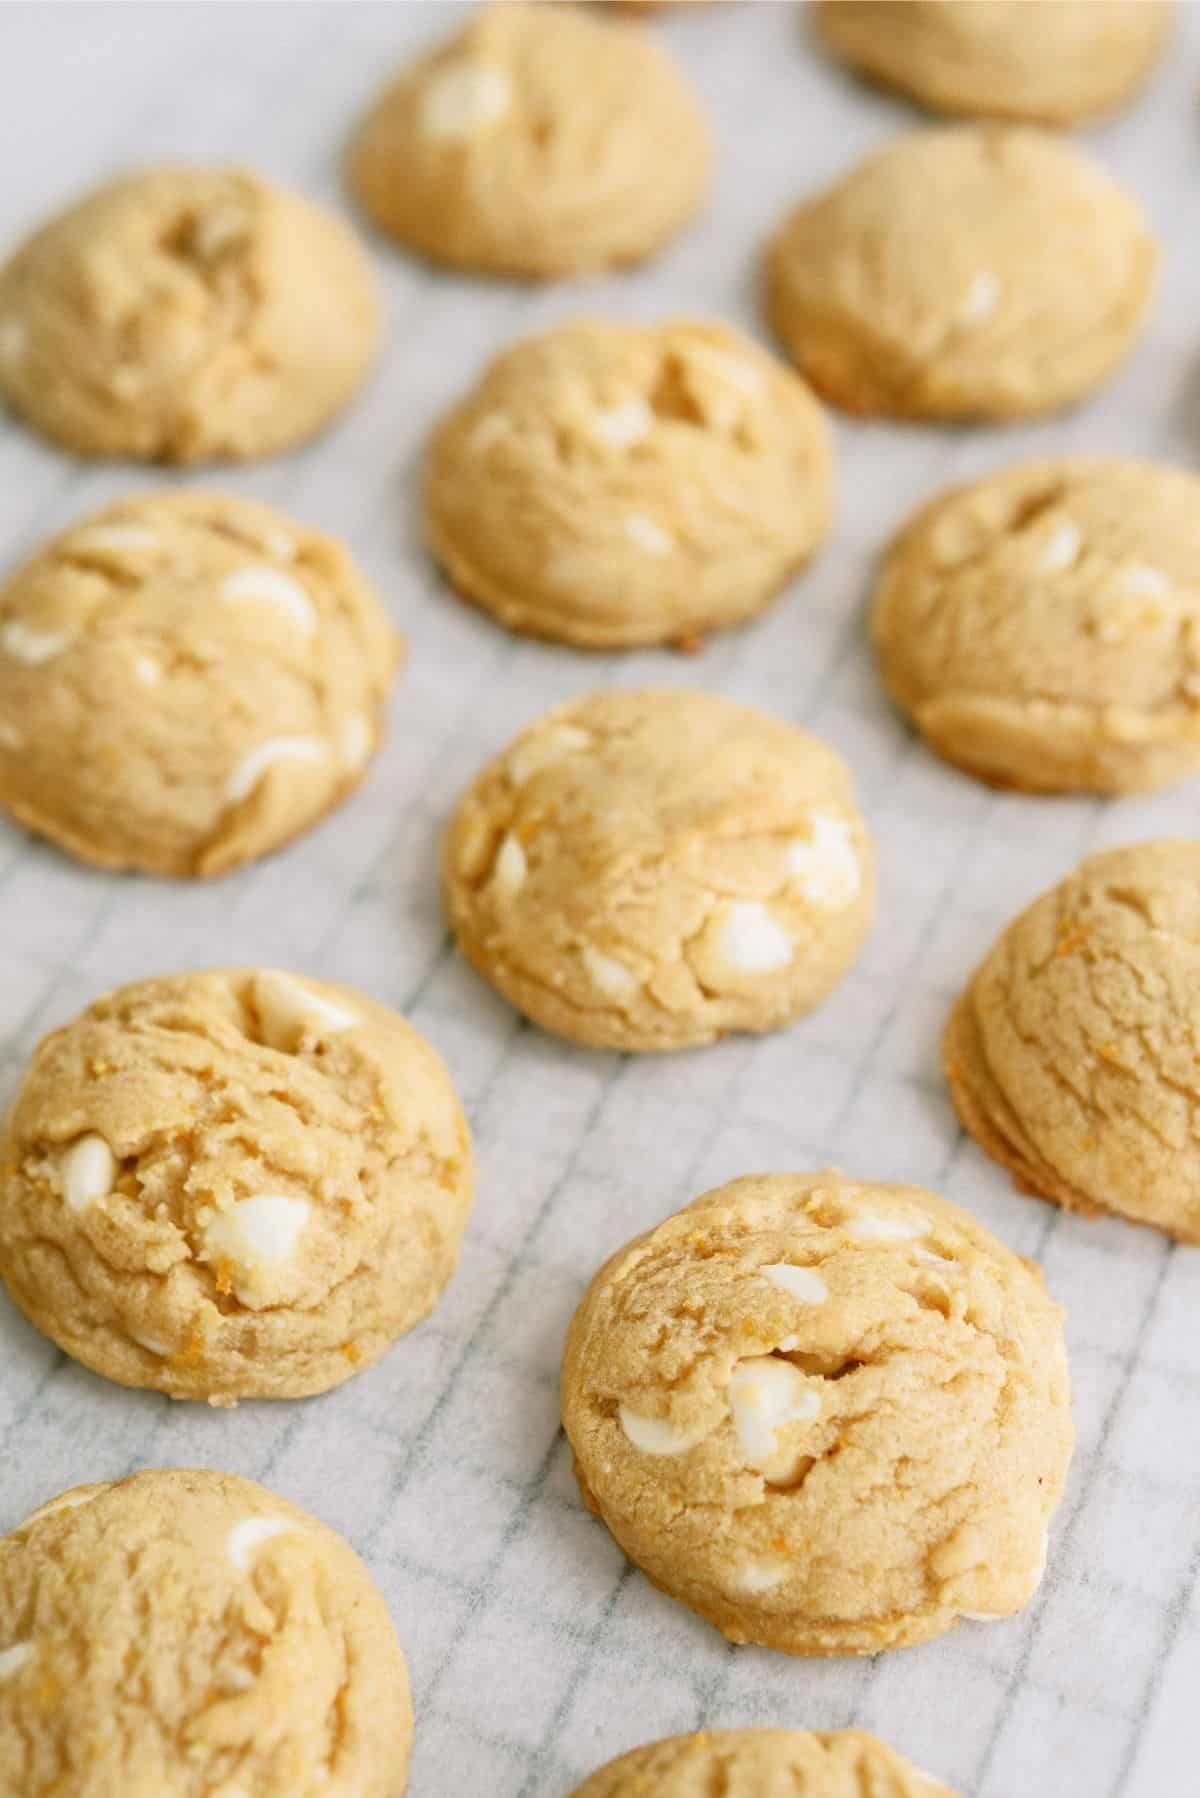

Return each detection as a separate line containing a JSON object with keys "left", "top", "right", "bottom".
{"left": 1, "top": 4, "right": 1200, "bottom": 1792}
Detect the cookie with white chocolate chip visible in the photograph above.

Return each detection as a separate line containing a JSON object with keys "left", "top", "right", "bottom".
{"left": 0, "top": 968, "right": 473, "bottom": 1402}
{"left": 0, "top": 490, "right": 400, "bottom": 877}
{"left": 0, "top": 166, "right": 379, "bottom": 463}
{"left": 765, "top": 125, "right": 1157, "bottom": 420}
{"left": 425, "top": 318, "right": 833, "bottom": 649}
{"left": 347, "top": 3, "right": 710, "bottom": 278}
{"left": 572, "top": 1728, "right": 955, "bottom": 1797}
{"left": 0, "top": 1468, "right": 412, "bottom": 1794}
{"left": 443, "top": 689, "right": 875, "bottom": 1051}
{"left": 874, "top": 458, "right": 1200, "bottom": 795}
{"left": 562, "top": 1170, "right": 1072, "bottom": 1655}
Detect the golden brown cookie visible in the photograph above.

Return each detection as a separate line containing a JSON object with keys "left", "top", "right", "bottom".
{"left": 873, "top": 457, "right": 1200, "bottom": 795}
{"left": 946, "top": 839, "right": 1200, "bottom": 1244}
{"left": 0, "top": 1468, "right": 411, "bottom": 1795}
{"left": 444, "top": 689, "right": 874, "bottom": 1050}
{"left": 425, "top": 318, "right": 833, "bottom": 649}
{"left": 0, "top": 167, "right": 379, "bottom": 463}
{"left": 347, "top": 3, "right": 710, "bottom": 278}
{"left": 814, "top": 1, "right": 1172, "bottom": 127}
{"left": 572, "top": 1728, "right": 954, "bottom": 1797}
{"left": 765, "top": 125, "right": 1156, "bottom": 420}
{"left": 0, "top": 490, "right": 400, "bottom": 877}
{"left": 0, "top": 968, "right": 473, "bottom": 1403}
{"left": 563, "top": 1170, "right": 1071, "bottom": 1655}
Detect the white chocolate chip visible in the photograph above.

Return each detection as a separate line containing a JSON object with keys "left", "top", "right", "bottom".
{"left": 468, "top": 412, "right": 510, "bottom": 453}
{"left": 719, "top": 901, "right": 793, "bottom": 975}
{"left": 221, "top": 567, "right": 316, "bottom": 634}
{"left": 133, "top": 654, "right": 162, "bottom": 686}
{"left": 132, "top": 1331, "right": 169, "bottom": 1357}
{"left": 420, "top": 60, "right": 512, "bottom": 139}
{"left": 0, "top": 721, "right": 21, "bottom": 749}
{"left": 1, "top": 619, "right": 69, "bottom": 665}
{"left": 728, "top": 1357, "right": 820, "bottom": 1467}
{"left": 731, "top": 1558, "right": 789, "bottom": 1594}
{"left": 580, "top": 944, "right": 635, "bottom": 997}
{"left": 624, "top": 513, "right": 674, "bottom": 557}
{"left": 0, "top": 1643, "right": 31, "bottom": 1681}
{"left": 592, "top": 400, "right": 653, "bottom": 450}
{"left": 688, "top": 344, "right": 764, "bottom": 395}
{"left": 786, "top": 815, "right": 861, "bottom": 909}
{"left": 225, "top": 737, "right": 327, "bottom": 804}
{"left": 1119, "top": 564, "right": 1170, "bottom": 598}
{"left": 341, "top": 714, "right": 372, "bottom": 771}
{"left": 619, "top": 1404, "right": 705, "bottom": 1456}
{"left": 205, "top": 1194, "right": 311, "bottom": 1298}
{"left": 846, "top": 1212, "right": 925, "bottom": 1242}
{"left": 60, "top": 1134, "right": 115, "bottom": 1213}
{"left": 253, "top": 970, "right": 356, "bottom": 1050}
{"left": 72, "top": 524, "right": 158, "bottom": 554}
{"left": 492, "top": 833, "right": 527, "bottom": 894}
{"left": 227, "top": 1517, "right": 295, "bottom": 1571}
{"left": 0, "top": 318, "right": 26, "bottom": 366}
{"left": 507, "top": 724, "right": 591, "bottom": 785}
{"left": 961, "top": 271, "right": 1000, "bottom": 321}
{"left": 1042, "top": 522, "right": 1081, "bottom": 573}
{"left": 761, "top": 1262, "right": 829, "bottom": 1304}
{"left": 914, "top": 1247, "right": 955, "bottom": 1267}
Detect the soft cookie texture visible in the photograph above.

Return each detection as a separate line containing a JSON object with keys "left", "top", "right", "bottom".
{"left": 563, "top": 1171, "right": 1071, "bottom": 1655}
{"left": 0, "top": 166, "right": 379, "bottom": 463}
{"left": 0, "top": 969, "right": 473, "bottom": 1402}
{"left": 0, "top": 1468, "right": 412, "bottom": 1795}
{"left": 814, "top": 1, "right": 1172, "bottom": 127}
{"left": 0, "top": 491, "right": 400, "bottom": 877}
{"left": 873, "top": 458, "right": 1200, "bottom": 795}
{"left": 946, "top": 839, "right": 1200, "bottom": 1244}
{"left": 572, "top": 1729, "right": 954, "bottom": 1797}
{"left": 765, "top": 125, "right": 1156, "bottom": 420}
{"left": 347, "top": 3, "right": 710, "bottom": 278}
{"left": 425, "top": 319, "right": 833, "bottom": 649}
{"left": 444, "top": 690, "right": 874, "bottom": 1050}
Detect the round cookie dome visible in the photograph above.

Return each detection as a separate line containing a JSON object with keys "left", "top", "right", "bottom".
{"left": 444, "top": 689, "right": 874, "bottom": 1051}
{"left": 873, "top": 458, "right": 1200, "bottom": 795}
{"left": 946, "top": 839, "right": 1200, "bottom": 1244}
{"left": 0, "top": 1468, "right": 412, "bottom": 1795}
{"left": 425, "top": 318, "right": 833, "bottom": 649}
{"left": 0, "top": 968, "right": 474, "bottom": 1401}
{"left": 814, "top": 0, "right": 1172, "bottom": 127}
{"left": 347, "top": 3, "right": 710, "bottom": 278}
{"left": 0, "top": 491, "right": 400, "bottom": 877}
{"left": 765, "top": 125, "right": 1156, "bottom": 421}
{"left": 563, "top": 1170, "right": 1072, "bottom": 1655}
{"left": 0, "top": 166, "right": 379, "bottom": 463}
{"left": 572, "top": 1729, "right": 954, "bottom": 1797}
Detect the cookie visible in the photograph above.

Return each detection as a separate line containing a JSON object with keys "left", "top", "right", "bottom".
{"left": 765, "top": 125, "right": 1156, "bottom": 420}
{"left": 873, "top": 457, "right": 1200, "bottom": 796}
{"left": 814, "top": 1, "right": 1172, "bottom": 127}
{"left": 0, "top": 490, "right": 400, "bottom": 877}
{"left": 0, "top": 968, "right": 473, "bottom": 1403}
{"left": 572, "top": 1728, "right": 953, "bottom": 1797}
{"left": 0, "top": 166, "right": 379, "bottom": 463}
{"left": 347, "top": 3, "right": 710, "bottom": 278}
{"left": 0, "top": 1468, "right": 411, "bottom": 1795}
{"left": 562, "top": 1170, "right": 1071, "bottom": 1655}
{"left": 444, "top": 689, "right": 874, "bottom": 1051}
{"left": 945, "top": 839, "right": 1200, "bottom": 1244}
{"left": 425, "top": 319, "right": 833, "bottom": 649}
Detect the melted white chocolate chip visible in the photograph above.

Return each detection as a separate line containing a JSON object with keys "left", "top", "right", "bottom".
{"left": 60, "top": 1134, "right": 115, "bottom": 1213}
{"left": 787, "top": 815, "right": 861, "bottom": 909}
{"left": 493, "top": 833, "right": 527, "bottom": 894}
{"left": 624, "top": 513, "right": 674, "bottom": 557}
{"left": 720, "top": 901, "right": 793, "bottom": 974}
{"left": 0, "top": 1643, "right": 32, "bottom": 1681}
{"left": 253, "top": 970, "right": 357, "bottom": 1050}
{"left": 619, "top": 1404, "right": 706, "bottom": 1456}
{"left": 730, "top": 1557, "right": 790, "bottom": 1594}
{"left": 592, "top": 400, "right": 653, "bottom": 450}
{"left": 1042, "top": 521, "right": 1081, "bottom": 573}
{"left": 227, "top": 1517, "right": 295, "bottom": 1571}
{"left": 133, "top": 654, "right": 162, "bottom": 686}
{"left": 761, "top": 1262, "right": 829, "bottom": 1305}
{"left": 1, "top": 619, "right": 69, "bottom": 665}
{"left": 507, "top": 724, "right": 591, "bottom": 786}
{"left": 226, "top": 737, "right": 327, "bottom": 804}
{"left": 728, "top": 1357, "right": 820, "bottom": 1468}
{"left": 580, "top": 944, "right": 635, "bottom": 997}
{"left": 205, "top": 1194, "right": 311, "bottom": 1297}
{"left": 421, "top": 61, "right": 512, "bottom": 139}
{"left": 961, "top": 270, "right": 1000, "bottom": 321}
{"left": 846, "top": 1211, "right": 925, "bottom": 1242}
{"left": 221, "top": 567, "right": 316, "bottom": 635}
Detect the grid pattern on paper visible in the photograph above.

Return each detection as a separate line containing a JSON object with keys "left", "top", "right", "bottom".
{"left": 2, "top": 6, "right": 1200, "bottom": 1794}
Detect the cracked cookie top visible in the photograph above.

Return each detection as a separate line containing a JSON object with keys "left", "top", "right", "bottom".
{"left": 347, "top": 3, "right": 710, "bottom": 278}
{"left": 0, "top": 490, "right": 401, "bottom": 877}
{"left": 873, "top": 457, "right": 1200, "bottom": 795}
{"left": 562, "top": 1170, "right": 1071, "bottom": 1655}
{"left": 0, "top": 1468, "right": 411, "bottom": 1796}
{"left": 425, "top": 318, "right": 833, "bottom": 650}
{"left": 946, "top": 838, "right": 1200, "bottom": 1242}
{"left": 0, "top": 166, "right": 379, "bottom": 463}
{"left": 443, "top": 689, "right": 875, "bottom": 1051}
{"left": 0, "top": 968, "right": 473, "bottom": 1402}
{"left": 572, "top": 1728, "right": 953, "bottom": 1797}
